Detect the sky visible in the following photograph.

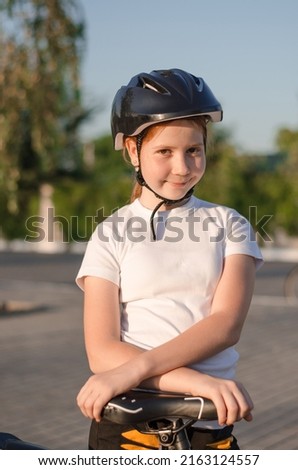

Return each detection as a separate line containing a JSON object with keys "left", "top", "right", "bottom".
{"left": 79, "top": 0, "right": 298, "bottom": 154}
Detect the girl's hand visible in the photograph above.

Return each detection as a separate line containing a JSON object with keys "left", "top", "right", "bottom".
{"left": 77, "top": 365, "right": 253, "bottom": 427}
{"left": 77, "top": 366, "right": 139, "bottom": 422}
{"left": 190, "top": 374, "right": 253, "bottom": 426}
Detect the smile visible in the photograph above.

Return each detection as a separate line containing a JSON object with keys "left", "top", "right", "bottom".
{"left": 167, "top": 180, "right": 190, "bottom": 187}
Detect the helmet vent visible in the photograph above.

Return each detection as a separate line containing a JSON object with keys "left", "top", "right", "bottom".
{"left": 142, "top": 82, "right": 159, "bottom": 92}
{"left": 194, "top": 77, "right": 204, "bottom": 93}
{"left": 111, "top": 69, "right": 223, "bottom": 150}
{"left": 140, "top": 76, "right": 170, "bottom": 95}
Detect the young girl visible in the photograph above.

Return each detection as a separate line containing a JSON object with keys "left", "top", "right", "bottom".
{"left": 76, "top": 68, "right": 263, "bottom": 450}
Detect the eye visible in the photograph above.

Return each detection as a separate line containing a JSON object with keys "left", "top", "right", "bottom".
{"left": 157, "top": 148, "right": 172, "bottom": 156}
{"left": 187, "top": 146, "right": 203, "bottom": 156}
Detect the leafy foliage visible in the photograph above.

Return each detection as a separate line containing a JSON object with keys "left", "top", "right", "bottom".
{"left": 0, "top": 1, "right": 297, "bottom": 243}
{"left": 53, "top": 135, "right": 133, "bottom": 242}
{"left": 0, "top": 0, "right": 90, "bottom": 238}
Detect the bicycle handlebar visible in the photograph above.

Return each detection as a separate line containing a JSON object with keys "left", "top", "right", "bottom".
{"left": 102, "top": 389, "right": 218, "bottom": 425}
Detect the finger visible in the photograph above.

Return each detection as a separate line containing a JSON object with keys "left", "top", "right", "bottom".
{"left": 233, "top": 383, "right": 254, "bottom": 420}
{"left": 222, "top": 391, "right": 239, "bottom": 426}
{"left": 244, "top": 412, "right": 253, "bottom": 422}
{"left": 77, "top": 385, "right": 91, "bottom": 410}
{"left": 92, "top": 396, "right": 106, "bottom": 422}
{"left": 212, "top": 394, "right": 228, "bottom": 426}
{"left": 240, "top": 385, "right": 254, "bottom": 411}
{"left": 77, "top": 386, "right": 99, "bottom": 420}
{"left": 83, "top": 392, "right": 103, "bottom": 420}
{"left": 236, "top": 381, "right": 253, "bottom": 404}
{"left": 92, "top": 389, "right": 113, "bottom": 422}
{"left": 76, "top": 392, "right": 89, "bottom": 418}
{"left": 77, "top": 378, "right": 95, "bottom": 407}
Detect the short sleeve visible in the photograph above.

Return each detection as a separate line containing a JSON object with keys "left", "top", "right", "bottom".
{"left": 224, "top": 210, "right": 263, "bottom": 270}
{"left": 76, "top": 222, "right": 120, "bottom": 290}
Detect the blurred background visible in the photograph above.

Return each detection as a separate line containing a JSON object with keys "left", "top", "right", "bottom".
{"left": 0, "top": 0, "right": 298, "bottom": 450}
{"left": 0, "top": 0, "right": 298, "bottom": 249}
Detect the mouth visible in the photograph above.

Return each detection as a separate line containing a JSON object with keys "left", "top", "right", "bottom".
{"left": 166, "top": 180, "right": 191, "bottom": 188}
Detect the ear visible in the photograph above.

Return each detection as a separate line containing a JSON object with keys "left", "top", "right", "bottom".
{"left": 125, "top": 137, "right": 138, "bottom": 167}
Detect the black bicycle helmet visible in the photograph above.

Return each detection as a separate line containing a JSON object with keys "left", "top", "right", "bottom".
{"left": 111, "top": 68, "right": 223, "bottom": 150}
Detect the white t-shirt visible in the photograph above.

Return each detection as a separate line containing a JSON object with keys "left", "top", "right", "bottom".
{"left": 76, "top": 196, "right": 263, "bottom": 379}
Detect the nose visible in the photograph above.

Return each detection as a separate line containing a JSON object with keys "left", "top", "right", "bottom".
{"left": 172, "top": 152, "right": 190, "bottom": 176}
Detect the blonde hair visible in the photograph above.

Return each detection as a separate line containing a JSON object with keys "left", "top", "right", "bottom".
{"left": 124, "top": 116, "right": 208, "bottom": 202}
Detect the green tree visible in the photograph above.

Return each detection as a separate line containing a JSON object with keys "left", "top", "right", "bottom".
{"left": 197, "top": 127, "right": 277, "bottom": 241}
{"left": 53, "top": 135, "right": 133, "bottom": 242}
{"left": 196, "top": 127, "right": 247, "bottom": 210}
{"left": 274, "top": 128, "right": 298, "bottom": 234}
{"left": 0, "top": 0, "right": 89, "bottom": 239}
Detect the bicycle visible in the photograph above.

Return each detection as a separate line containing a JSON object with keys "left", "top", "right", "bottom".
{"left": 0, "top": 389, "right": 217, "bottom": 450}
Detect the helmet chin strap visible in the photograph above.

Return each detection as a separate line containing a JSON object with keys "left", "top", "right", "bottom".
{"left": 135, "top": 168, "right": 194, "bottom": 241}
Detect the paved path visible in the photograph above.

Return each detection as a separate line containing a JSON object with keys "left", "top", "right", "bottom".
{"left": 0, "top": 253, "right": 297, "bottom": 450}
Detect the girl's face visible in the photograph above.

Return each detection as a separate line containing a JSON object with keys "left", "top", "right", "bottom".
{"left": 126, "top": 119, "right": 206, "bottom": 209}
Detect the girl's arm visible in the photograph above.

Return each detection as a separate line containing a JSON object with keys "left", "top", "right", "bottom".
{"left": 137, "top": 253, "right": 256, "bottom": 378}
{"left": 77, "top": 253, "right": 256, "bottom": 423}
{"left": 77, "top": 366, "right": 254, "bottom": 426}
